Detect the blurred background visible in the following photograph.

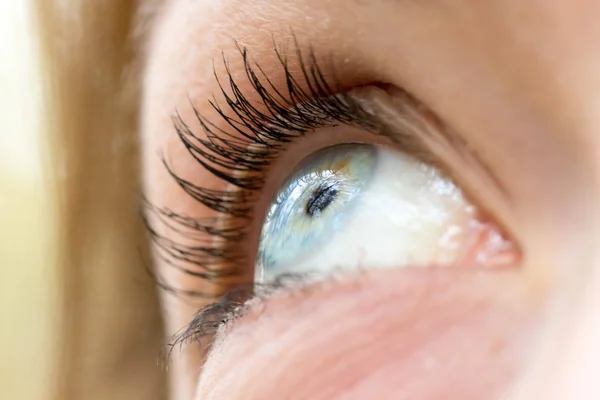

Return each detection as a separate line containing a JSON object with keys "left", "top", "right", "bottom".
{"left": 0, "top": 2, "right": 57, "bottom": 399}
{"left": 0, "top": 2, "right": 167, "bottom": 399}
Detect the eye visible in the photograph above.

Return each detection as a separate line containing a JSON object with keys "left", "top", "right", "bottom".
{"left": 256, "top": 142, "right": 515, "bottom": 283}
{"left": 147, "top": 39, "right": 519, "bottom": 304}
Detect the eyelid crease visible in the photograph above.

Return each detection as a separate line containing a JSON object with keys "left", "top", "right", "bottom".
{"left": 356, "top": 85, "right": 512, "bottom": 217}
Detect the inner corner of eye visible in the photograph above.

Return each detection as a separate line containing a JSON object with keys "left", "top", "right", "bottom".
{"left": 253, "top": 142, "right": 520, "bottom": 283}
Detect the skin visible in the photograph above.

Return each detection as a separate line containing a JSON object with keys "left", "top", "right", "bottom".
{"left": 141, "top": 0, "right": 600, "bottom": 399}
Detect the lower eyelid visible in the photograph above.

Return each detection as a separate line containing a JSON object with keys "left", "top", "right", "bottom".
{"left": 197, "top": 268, "right": 538, "bottom": 400}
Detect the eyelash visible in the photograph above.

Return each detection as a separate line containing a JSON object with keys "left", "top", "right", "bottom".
{"left": 164, "top": 273, "right": 312, "bottom": 356}
{"left": 144, "top": 39, "right": 380, "bottom": 300}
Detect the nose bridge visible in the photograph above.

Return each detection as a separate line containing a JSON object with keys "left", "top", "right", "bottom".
{"left": 517, "top": 200, "right": 600, "bottom": 399}
{"left": 559, "top": 265, "right": 600, "bottom": 398}
{"left": 552, "top": 136, "right": 600, "bottom": 399}
{"left": 498, "top": 5, "right": 600, "bottom": 396}
{"left": 545, "top": 256, "right": 600, "bottom": 400}
{"left": 509, "top": 87, "right": 600, "bottom": 397}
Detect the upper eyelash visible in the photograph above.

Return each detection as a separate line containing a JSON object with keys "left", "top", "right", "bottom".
{"left": 170, "top": 42, "right": 375, "bottom": 193}
{"left": 144, "top": 38, "right": 379, "bottom": 297}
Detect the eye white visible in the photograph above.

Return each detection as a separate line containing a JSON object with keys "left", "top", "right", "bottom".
{"left": 256, "top": 146, "right": 477, "bottom": 283}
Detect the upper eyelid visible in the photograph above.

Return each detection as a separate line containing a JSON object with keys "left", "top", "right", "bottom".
{"left": 352, "top": 85, "right": 510, "bottom": 198}
{"left": 168, "top": 40, "right": 447, "bottom": 198}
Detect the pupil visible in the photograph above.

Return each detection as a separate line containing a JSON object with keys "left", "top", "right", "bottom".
{"left": 305, "top": 181, "right": 339, "bottom": 217}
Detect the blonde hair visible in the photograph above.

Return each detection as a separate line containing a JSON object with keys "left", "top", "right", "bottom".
{"left": 0, "top": 1, "right": 166, "bottom": 399}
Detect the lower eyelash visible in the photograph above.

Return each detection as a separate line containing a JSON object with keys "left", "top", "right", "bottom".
{"left": 163, "top": 273, "right": 317, "bottom": 357}
{"left": 144, "top": 38, "right": 379, "bottom": 298}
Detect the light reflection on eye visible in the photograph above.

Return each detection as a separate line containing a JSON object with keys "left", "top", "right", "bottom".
{"left": 255, "top": 140, "right": 515, "bottom": 284}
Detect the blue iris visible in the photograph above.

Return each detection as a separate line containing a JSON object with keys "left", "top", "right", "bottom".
{"left": 256, "top": 144, "right": 378, "bottom": 274}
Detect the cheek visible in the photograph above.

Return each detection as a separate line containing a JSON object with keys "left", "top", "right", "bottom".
{"left": 196, "top": 269, "right": 542, "bottom": 400}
